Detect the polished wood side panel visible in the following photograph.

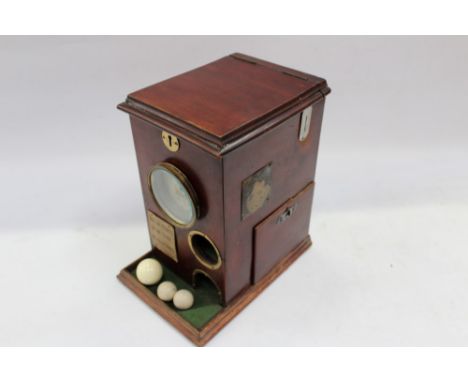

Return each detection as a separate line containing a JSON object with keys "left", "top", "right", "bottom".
{"left": 117, "top": 236, "right": 311, "bottom": 346}
{"left": 129, "top": 116, "right": 226, "bottom": 299}
{"left": 222, "top": 98, "right": 325, "bottom": 303}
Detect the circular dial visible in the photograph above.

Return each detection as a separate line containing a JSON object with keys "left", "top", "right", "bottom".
{"left": 149, "top": 163, "right": 198, "bottom": 227}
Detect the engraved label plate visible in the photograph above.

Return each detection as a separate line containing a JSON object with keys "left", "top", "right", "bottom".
{"left": 147, "top": 210, "right": 178, "bottom": 262}
{"left": 241, "top": 163, "right": 272, "bottom": 220}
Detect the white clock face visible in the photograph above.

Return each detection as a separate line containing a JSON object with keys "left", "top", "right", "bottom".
{"left": 149, "top": 163, "right": 197, "bottom": 227}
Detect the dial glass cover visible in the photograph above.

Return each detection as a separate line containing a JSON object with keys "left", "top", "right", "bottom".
{"left": 149, "top": 163, "right": 197, "bottom": 226}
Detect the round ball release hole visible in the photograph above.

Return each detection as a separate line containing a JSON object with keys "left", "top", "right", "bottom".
{"left": 189, "top": 232, "right": 221, "bottom": 270}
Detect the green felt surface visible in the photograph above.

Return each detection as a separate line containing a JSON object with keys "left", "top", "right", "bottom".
{"left": 131, "top": 262, "right": 223, "bottom": 330}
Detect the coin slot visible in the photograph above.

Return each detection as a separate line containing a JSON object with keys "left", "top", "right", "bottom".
{"left": 299, "top": 106, "right": 313, "bottom": 142}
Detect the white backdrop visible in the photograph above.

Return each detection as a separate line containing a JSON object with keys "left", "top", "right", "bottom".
{"left": 1, "top": 36, "right": 467, "bottom": 346}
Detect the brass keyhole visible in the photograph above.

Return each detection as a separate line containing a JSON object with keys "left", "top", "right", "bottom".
{"left": 162, "top": 131, "right": 180, "bottom": 152}
{"left": 276, "top": 203, "right": 298, "bottom": 224}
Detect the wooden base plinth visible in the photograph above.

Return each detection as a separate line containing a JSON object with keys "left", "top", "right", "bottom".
{"left": 117, "top": 236, "right": 312, "bottom": 346}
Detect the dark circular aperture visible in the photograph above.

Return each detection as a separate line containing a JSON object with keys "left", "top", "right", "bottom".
{"left": 189, "top": 232, "right": 221, "bottom": 270}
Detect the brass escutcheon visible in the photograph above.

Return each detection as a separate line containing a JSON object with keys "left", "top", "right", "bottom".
{"left": 162, "top": 131, "right": 180, "bottom": 152}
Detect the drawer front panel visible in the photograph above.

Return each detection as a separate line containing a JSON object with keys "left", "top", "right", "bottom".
{"left": 253, "top": 182, "right": 314, "bottom": 282}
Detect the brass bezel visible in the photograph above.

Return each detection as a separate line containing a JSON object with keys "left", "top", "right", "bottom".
{"left": 188, "top": 231, "right": 222, "bottom": 270}
{"left": 148, "top": 162, "right": 199, "bottom": 228}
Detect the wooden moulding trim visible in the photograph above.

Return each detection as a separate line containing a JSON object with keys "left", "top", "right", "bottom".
{"left": 220, "top": 92, "right": 325, "bottom": 155}
{"left": 118, "top": 87, "right": 327, "bottom": 157}
{"left": 117, "top": 235, "right": 312, "bottom": 346}
{"left": 118, "top": 102, "right": 224, "bottom": 158}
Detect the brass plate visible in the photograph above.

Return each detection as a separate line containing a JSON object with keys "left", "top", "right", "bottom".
{"left": 147, "top": 210, "right": 178, "bottom": 262}
{"left": 241, "top": 163, "right": 272, "bottom": 219}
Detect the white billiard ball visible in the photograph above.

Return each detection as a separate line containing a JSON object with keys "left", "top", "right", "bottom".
{"left": 173, "top": 289, "right": 194, "bottom": 310}
{"left": 157, "top": 281, "right": 177, "bottom": 301}
{"left": 135, "top": 258, "right": 162, "bottom": 285}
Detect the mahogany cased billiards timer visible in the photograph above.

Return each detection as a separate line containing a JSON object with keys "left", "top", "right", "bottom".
{"left": 117, "top": 53, "right": 331, "bottom": 345}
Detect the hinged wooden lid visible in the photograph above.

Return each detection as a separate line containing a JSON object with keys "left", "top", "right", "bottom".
{"left": 118, "top": 53, "right": 330, "bottom": 155}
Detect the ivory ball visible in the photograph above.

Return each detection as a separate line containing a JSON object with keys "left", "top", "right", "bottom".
{"left": 173, "top": 289, "right": 194, "bottom": 310}
{"left": 157, "top": 281, "right": 177, "bottom": 301}
{"left": 135, "top": 258, "right": 162, "bottom": 285}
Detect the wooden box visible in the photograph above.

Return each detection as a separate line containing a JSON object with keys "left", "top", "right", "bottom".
{"left": 117, "top": 53, "right": 331, "bottom": 345}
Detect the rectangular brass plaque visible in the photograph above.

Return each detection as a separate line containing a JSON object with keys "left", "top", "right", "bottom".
{"left": 147, "top": 210, "right": 178, "bottom": 262}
